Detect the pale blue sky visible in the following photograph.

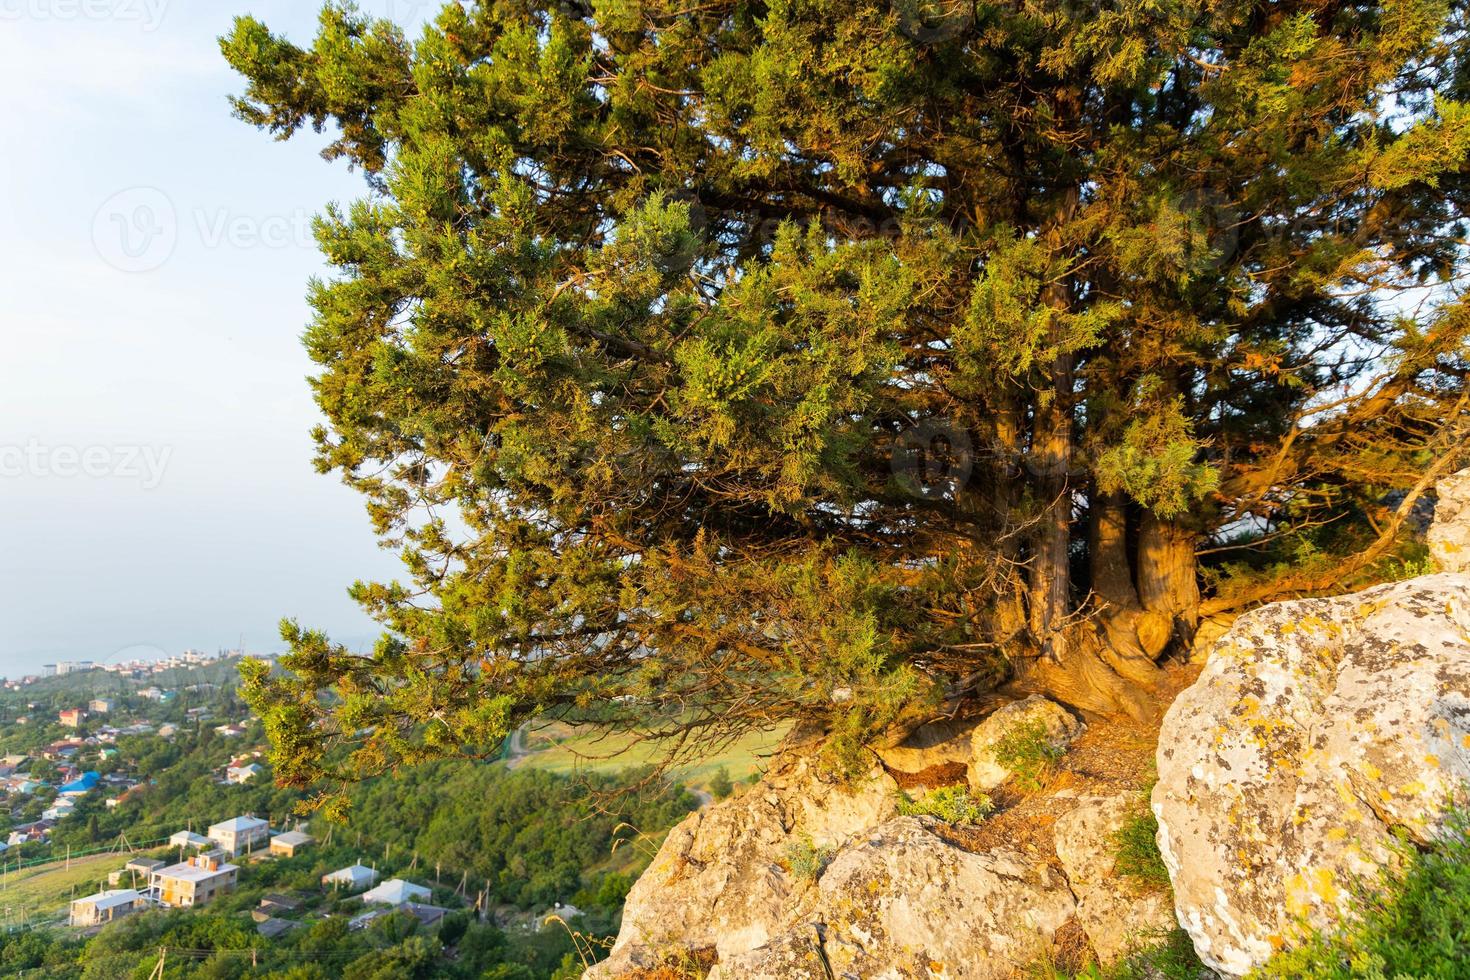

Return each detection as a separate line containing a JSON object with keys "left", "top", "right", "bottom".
{"left": 0, "top": 2, "right": 431, "bottom": 673}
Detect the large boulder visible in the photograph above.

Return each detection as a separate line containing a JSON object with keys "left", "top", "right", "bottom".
{"left": 710, "top": 816, "right": 1077, "bottom": 980}
{"left": 1430, "top": 467, "right": 1470, "bottom": 572}
{"left": 1153, "top": 574, "right": 1470, "bottom": 977}
{"left": 968, "top": 695, "right": 1085, "bottom": 792}
{"left": 586, "top": 751, "right": 900, "bottom": 978}
{"left": 1053, "top": 794, "right": 1177, "bottom": 964}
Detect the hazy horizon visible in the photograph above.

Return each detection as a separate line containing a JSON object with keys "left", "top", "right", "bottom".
{"left": 0, "top": 3, "right": 432, "bottom": 676}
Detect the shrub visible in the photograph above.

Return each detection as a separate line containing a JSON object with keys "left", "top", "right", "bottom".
{"left": 993, "top": 719, "right": 1065, "bottom": 791}
{"left": 896, "top": 785, "right": 994, "bottom": 824}
{"left": 783, "top": 834, "right": 835, "bottom": 881}
{"left": 1031, "top": 929, "right": 1205, "bottom": 980}
{"left": 1252, "top": 806, "right": 1470, "bottom": 978}
{"left": 1112, "top": 808, "right": 1170, "bottom": 890}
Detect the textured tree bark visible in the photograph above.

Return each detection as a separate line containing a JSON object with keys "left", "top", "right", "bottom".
{"left": 1089, "top": 488, "right": 1136, "bottom": 610}
{"left": 989, "top": 399, "right": 1029, "bottom": 640}
{"left": 1137, "top": 511, "right": 1201, "bottom": 646}
{"left": 1018, "top": 370, "right": 1161, "bottom": 722}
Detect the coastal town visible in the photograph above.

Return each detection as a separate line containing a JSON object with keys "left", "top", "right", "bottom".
{"left": 0, "top": 649, "right": 681, "bottom": 977}
{"left": 0, "top": 654, "right": 484, "bottom": 939}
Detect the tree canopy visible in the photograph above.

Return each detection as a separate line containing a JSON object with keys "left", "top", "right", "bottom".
{"left": 224, "top": 0, "right": 1470, "bottom": 793}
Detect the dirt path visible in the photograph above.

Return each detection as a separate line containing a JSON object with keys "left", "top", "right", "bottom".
{"left": 503, "top": 723, "right": 535, "bottom": 769}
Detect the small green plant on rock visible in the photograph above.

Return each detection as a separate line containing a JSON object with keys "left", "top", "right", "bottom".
{"left": 896, "top": 784, "right": 994, "bottom": 824}
{"left": 1112, "top": 807, "right": 1171, "bottom": 890}
{"left": 993, "top": 719, "right": 1066, "bottom": 791}
{"left": 1029, "top": 929, "right": 1205, "bottom": 980}
{"left": 783, "top": 834, "right": 835, "bottom": 881}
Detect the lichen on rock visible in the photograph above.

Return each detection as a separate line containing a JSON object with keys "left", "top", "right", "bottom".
{"left": 585, "top": 750, "right": 900, "bottom": 978}
{"left": 712, "top": 815, "right": 1076, "bottom": 980}
{"left": 1429, "top": 467, "right": 1470, "bottom": 573}
{"left": 1152, "top": 573, "right": 1470, "bottom": 977}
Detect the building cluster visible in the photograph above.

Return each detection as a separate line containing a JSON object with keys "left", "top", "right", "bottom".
{"left": 63, "top": 816, "right": 460, "bottom": 940}
{"left": 68, "top": 822, "right": 455, "bottom": 940}
{"left": 5, "top": 648, "right": 242, "bottom": 690}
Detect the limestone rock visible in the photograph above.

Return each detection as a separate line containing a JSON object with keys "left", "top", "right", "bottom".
{"left": 968, "top": 696, "right": 1085, "bottom": 792}
{"left": 586, "top": 752, "right": 899, "bottom": 978}
{"left": 873, "top": 716, "right": 976, "bottom": 775}
{"left": 712, "top": 816, "right": 1077, "bottom": 980}
{"left": 1153, "top": 574, "right": 1470, "bottom": 978}
{"left": 1430, "top": 467, "right": 1470, "bottom": 573}
{"left": 1052, "top": 794, "right": 1177, "bottom": 964}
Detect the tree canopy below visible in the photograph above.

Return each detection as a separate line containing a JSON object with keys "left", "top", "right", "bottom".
{"left": 223, "top": 0, "right": 1470, "bottom": 795}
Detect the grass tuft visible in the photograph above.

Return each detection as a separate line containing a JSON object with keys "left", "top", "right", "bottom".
{"left": 896, "top": 784, "right": 994, "bottom": 824}
{"left": 1112, "top": 807, "right": 1171, "bottom": 890}
{"left": 993, "top": 719, "right": 1066, "bottom": 791}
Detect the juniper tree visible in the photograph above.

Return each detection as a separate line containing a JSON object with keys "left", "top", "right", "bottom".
{"left": 225, "top": 0, "right": 1470, "bottom": 794}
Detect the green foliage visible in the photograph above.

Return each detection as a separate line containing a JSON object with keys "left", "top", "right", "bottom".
{"left": 1094, "top": 382, "right": 1219, "bottom": 519}
{"left": 993, "top": 721, "right": 1065, "bottom": 792}
{"left": 707, "top": 767, "right": 734, "bottom": 800}
{"left": 782, "top": 834, "right": 835, "bottom": 881}
{"left": 896, "top": 784, "right": 994, "bottom": 824}
{"left": 1112, "top": 808, "right": 1171, "bottom": 890}
{"left": 343, "top": 761, "right": 696, "bottom": 909}
{"left": 1252, "top": 808, "right": 1470, "bottom": 978}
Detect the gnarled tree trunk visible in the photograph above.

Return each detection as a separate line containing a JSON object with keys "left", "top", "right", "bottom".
{"left": 1138, "top": 511, "right": 1200, "bottom": 650}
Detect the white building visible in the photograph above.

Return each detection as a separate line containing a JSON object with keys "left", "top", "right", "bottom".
{"left": 268, "top": 830, "right": 313, "bottom": 857}
{"left": 321, "top": 863, "right": 378, "bottom": 892}
{"left": 170, "top": 830, "right": 211, "bottom": 849}
{"left": 207, "top": 816, "right": 270, "bottom": 855}
{"left": 225, "top": 763, "right": 264, "bottom": 785}
{"left": 42, "top": 799, "right": 76, "bottom": 821}
{"left": 149, "top": 855, "right": 238, "bottom": 908}
{"left": 361, "top": 878, "right": 431, "bottom": 905}
{"left": 69, "top": 889, "right": 140, "bottom": 927}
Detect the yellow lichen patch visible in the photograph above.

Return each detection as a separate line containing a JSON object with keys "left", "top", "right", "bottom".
{"left": 1284, "top": 873, "right": 1312, "bottom": 918}
{"left": 1310, "top": 867, "right": 1341, "bottom": 904}
{"left": 1326, "top": 827, "right": 1348, "bottom": 842}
